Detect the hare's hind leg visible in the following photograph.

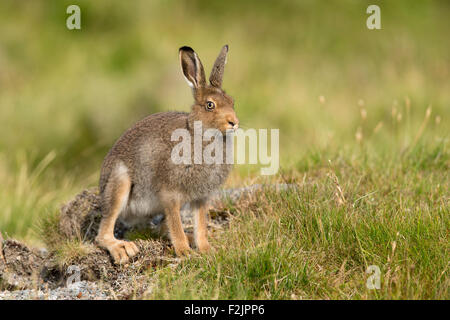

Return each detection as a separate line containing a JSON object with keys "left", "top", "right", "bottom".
{"left": 96, "top": 166, "right": 139, "bottom": 264}
{"left": 192, "top": 200, "right": 211, "bottom": 253}
{"left": 160, "top": 192, "right": 191, "bottom": 256}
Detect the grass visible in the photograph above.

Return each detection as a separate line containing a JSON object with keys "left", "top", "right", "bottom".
{"left": 145, "top": 140, "right": 448, "bottom": 300}
{"left": 0, "top": 1, "right": 449, "bottom": 299}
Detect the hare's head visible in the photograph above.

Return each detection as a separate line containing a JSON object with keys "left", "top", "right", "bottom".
{"left": 180, "top": 45, "right": 239, "bottom": 133}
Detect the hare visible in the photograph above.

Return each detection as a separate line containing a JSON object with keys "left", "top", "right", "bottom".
{"left": 95, "top": 45, "right": 239, "bottom": 264}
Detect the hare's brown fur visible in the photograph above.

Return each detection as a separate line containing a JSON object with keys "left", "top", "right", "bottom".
{"left": 96, "top": 45, "right": 238, "bottom": 263}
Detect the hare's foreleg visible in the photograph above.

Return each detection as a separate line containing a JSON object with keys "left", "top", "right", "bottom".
{"left": 192, "top": 200, "right": 211, "bottom": 253}
{"left": 161, "top": 193, "right": 191, "bottom": 256}
{"left": 96, "top": 170, "right": 138, "bottom": 264}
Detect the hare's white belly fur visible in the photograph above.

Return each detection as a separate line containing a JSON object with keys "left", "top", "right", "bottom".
{"left": 125, "top": 193, "right": 161, "bottom": 218}
{"left": 117, "top": 161, "right": 231, "bottom": 223}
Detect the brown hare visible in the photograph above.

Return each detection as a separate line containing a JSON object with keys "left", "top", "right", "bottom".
{"left": 95, "top": 45, "right": 239, "bottom": 264}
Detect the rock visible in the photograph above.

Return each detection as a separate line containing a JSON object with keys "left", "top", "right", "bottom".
{"left": 0, "top": 281, "right": 110, "bottom": 300}
{"left": 0, "top": 237, "right": 171, "bottom": 298}
{"left": 0, "top": 239, "right": 46, "bottom": 290}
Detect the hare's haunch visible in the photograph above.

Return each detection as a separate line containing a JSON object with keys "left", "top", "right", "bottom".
{"left": 95, "top": 45, "right": 239, "bottom": 264}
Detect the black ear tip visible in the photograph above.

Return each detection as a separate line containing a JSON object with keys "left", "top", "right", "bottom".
{"left": 179, "top": 46, "right": 194, "bottom": 53}
{"left": 224, "top": 44, "right": 229, "bottom": 51}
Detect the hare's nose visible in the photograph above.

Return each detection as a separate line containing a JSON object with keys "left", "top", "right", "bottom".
{"left": 226, "top": 114, "right": 239, "bottom": 129}
{"left": 228, "top": 119, "right": 239, "bottom": 129}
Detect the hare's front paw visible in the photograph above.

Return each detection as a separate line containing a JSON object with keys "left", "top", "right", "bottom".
{"left": 110, "top": 240, "right": 139, "bottom": 264}
{"left": 197, "top": 240, "right": 211, "bottom": 253}
{"left": 173, "top": 240, "right": 191, "bottom": 257}
{"left": 97, "top": 238, "right": 139, "bottom": 264}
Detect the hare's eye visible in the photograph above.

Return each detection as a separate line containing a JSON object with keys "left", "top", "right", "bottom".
{"left": 206, "top": 101, "right": 215, "bottom": 110}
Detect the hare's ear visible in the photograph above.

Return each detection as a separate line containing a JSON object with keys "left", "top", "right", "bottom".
{"left": 179, "top": 46, "right": 206, "bottom": 89}
{"left": 209, "top": 45, "right": 229, "bottom": 88}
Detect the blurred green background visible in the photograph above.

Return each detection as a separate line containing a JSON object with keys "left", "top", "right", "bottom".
{"left": 0, "top": 0, "right": 448, "bottom": 243}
